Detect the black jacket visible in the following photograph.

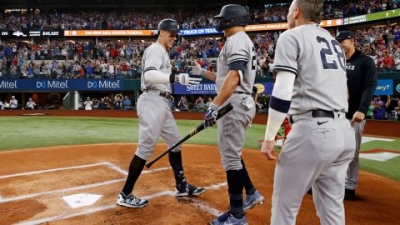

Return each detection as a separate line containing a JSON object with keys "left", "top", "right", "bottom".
{"left": 346, "top": 50, "right": 377, "bottom": 119}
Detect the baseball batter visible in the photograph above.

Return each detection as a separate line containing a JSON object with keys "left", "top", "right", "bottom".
{"left": 261, "top": 0, "right": 356, "bottom": 224}
{"left": 191, "top": 4, "right": 264, "bottom": 225}
{"left": 116, "top": 18, "right": 204, "bottom": 209}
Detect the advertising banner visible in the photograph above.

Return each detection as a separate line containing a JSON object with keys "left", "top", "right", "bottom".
{"left": 393, "top": 79, "right": 400, "bottom": 95}
{"left": 179, "top": 28, "right": 221, "bottom": 36}
{"left": 0, "top": 79, "right": 124, "bottom": 92}
{"left": 64, "top": 30, "right": 157, "bottom": 37}
{"left": 344, "top": 9, "right": 400, "bottom": 25}
{"left": 173, "top": 82, "right": 274, "bottom": 95}
{"left": 375, "top": 79, "right": 393, "bottom": 96}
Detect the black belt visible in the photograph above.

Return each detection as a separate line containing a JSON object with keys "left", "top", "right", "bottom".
{"left": 234, "top": 91, "right": 251, "bottom": 95}
{"left": 311, "top": 110, "right": 334, "bottom": 118}
{"left": 290, "top": 110, "right": 334, "bottom": 124}
{"left": 143, "top": 89, "right": 171, "bottom": 99}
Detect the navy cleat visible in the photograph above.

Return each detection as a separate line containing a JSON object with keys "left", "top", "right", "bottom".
{"left": 243, "top": 190, "right": 264, "bottom": 211}
{"left": 210, "top": 212, "right": 248, "bottom": 225}
{"left": 175, "top": 183, "right": 205, "bottom": 197}
{"left": 116, "top": 192, "right": 149, "bottom": 208}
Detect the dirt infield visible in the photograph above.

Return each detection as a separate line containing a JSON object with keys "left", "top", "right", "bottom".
{"left": 0, "top": 144, "right": 399, "bottom": 225}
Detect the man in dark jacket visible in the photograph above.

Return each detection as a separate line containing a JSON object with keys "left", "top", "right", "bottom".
{"left": 336, "top": 30, "right": 378, "bottom": 200}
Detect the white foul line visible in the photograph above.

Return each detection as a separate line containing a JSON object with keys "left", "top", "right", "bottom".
{"left": 0, "top": 165, "right": 171, "bottom": 203}
{"left": 17, "top": 182, "right": 227, "bottom": 225}
{"left": 0, "top": 162, "right": 108, "bottom": 180}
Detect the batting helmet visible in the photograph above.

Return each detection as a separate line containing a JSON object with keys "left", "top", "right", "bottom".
{"left": 213, "top": 4, "right": 248, "bottom": 32}
{"left": 158, "top": 18, "right": 180, "bottom": 33}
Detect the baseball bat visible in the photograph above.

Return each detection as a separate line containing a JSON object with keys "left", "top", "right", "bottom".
{"left": 145, "top": 103, "right": 233, "bottom": 168}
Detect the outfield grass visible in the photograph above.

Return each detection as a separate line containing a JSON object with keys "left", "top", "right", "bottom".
{"left": 0, "top": 116, "right": 399, "bottom": 181}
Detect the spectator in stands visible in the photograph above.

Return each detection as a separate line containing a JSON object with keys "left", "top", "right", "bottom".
{"left": 3, "top": 101, "right": 10, "bottom": 109}
{"left": 177, "top": 96, "right": 189, "bottom": 111}
{"left": 98, "top": 98, "right": 107, "bottom": 109}
{"left": 113, "top": 94, "right": 122, "bottom": 110}
{"left": 25, "top": 97, "right": 36, "bottom": 109}
{"left": 9, "top": 95, "right": 18, "bottom": 109}
{"left": 84, "top": 97, "right": 93, "bottom": 110}
{"left": 0, "top": 98, "right": 3, "bottom": 110}
{"left": 194, "top": 96, "right": 207, "bottom": 112}
{"left": 122, "top": 96, "right": 132, "bottom": 110}
{"left": 373, "top": 100, "right": 387, "bottom": 119}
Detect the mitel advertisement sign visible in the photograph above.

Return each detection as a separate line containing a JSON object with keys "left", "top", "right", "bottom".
{"left": 0, "top": 79, "right": 124, "bottom": 92}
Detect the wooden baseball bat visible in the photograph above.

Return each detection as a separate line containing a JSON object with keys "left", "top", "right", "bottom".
{"left": 145, "top": 103, "right": 233, "bottom": 168}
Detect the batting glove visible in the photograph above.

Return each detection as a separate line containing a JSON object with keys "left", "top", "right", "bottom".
{"left": 188, "top": 61, "right": 206, "bottom": 76}
{"left": 204, "top": 103, "right": 219, "bottom": 127}
{"left": 178, "top": 73, "right": 202, "bottom": 86}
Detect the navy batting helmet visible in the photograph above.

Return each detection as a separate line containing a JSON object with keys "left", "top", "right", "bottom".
{"left": 158, "top": 18, "right": 180, "bottom": 33}
{"left": 213, "top": 4, "right": 248, "bottom": 32}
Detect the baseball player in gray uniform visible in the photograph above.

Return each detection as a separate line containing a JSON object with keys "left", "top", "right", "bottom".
{"left": 261, "top": 0, "right": 356, "bottom": 224}
{"left": 191, "top": 4, "right": 264, "bottom": 225}
{"left": 116, "top": 18, "right": 204, "bottom": 209}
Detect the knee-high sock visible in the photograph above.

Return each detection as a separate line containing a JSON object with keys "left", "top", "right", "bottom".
{"left": 227, "top": 169, "right": 245, "bottom": 217}
{"left": 169, "top": 151, "right": 186, "bottom": 189}
{"left": 122, "top": 154, "right": 146, "bottom": 195}
{"left": 241, "top": 159, "right": 256, "bottom": 195}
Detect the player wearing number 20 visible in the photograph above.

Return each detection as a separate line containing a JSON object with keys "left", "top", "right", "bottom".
{"left": 260, "top": 0, "right": 356, "bottom": 224}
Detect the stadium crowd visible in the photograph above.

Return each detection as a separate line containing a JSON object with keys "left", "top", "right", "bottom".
{"left": 0, "top": 24, "right": 399, "bottom": 79}
{"left": 0, "top": 0, "right": 398, "bottom": 30}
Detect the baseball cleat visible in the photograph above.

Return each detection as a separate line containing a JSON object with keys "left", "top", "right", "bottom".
{"left": 210, "top": 212, "right": 248, "bottom": 225}
{"left": 175, "top": 183, "right": 205, "bottom": 197}
{"left": 116, "top": 192, "right": 148, "bottom": 208}
{"left": 243, "top": 190, "right": 264, "bottom": 211}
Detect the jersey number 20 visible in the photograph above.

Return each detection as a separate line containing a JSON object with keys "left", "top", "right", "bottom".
{"left": 317, "top": 36, "right": 346, "bottom": 71}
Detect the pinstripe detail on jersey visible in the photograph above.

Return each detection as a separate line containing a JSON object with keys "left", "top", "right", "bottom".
{"left": 273, "top": 65, "right": 298, "bottom": 76}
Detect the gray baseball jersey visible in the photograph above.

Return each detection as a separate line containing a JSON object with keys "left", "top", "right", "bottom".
{"left": 216, "top": 31, "right": 256, "bottom": 94}
{"left": 216, "top": 31, "right": 256, "bottom": 171}
{"left": 141, "top": 42, "right": 172, "bottom": 93}
{"left": 270, "top": 24, "right": 356, "bottom": 225}
{"left": 273, "top": 24, "right": 348, "bottom": 115}
{"left": 136, "top": 42, "right": 181, "bottom": 161}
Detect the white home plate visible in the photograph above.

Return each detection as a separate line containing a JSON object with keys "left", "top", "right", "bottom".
{"left": 62, "top": 193, "right": 102, "bottom": 208}
{"left": 359, "top": 152, "right": 400, "bottom": 162}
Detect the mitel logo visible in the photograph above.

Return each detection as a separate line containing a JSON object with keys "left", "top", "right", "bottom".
{"left": 99, "top": 80, "right": 120, "bottom": 89}
{"left": 87, "top": 81, "right": 98, "bottom": 89}
{"left": 0, "top": 80, "right": 18, "bottom": 89}
{"left": 36, "top": 80, "right": 69, "bottom": 89}
{"left": 87, "top": 80, "right": 121, "bottom": 89}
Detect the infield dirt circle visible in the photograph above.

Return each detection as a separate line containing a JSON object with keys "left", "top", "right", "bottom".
{"left": 0, "top": 143, "right": 399, "bottom": 225}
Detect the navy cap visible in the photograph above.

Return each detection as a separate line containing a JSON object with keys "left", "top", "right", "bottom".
{"left": 335, "top": 30, "right": 355, "bottom": 40}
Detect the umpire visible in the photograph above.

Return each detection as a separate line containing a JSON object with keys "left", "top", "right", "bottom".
{"left": 336, "top": 30, "right": 377, "bottom": 200}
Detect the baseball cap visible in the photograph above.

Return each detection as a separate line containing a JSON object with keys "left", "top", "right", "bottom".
{"left": 335, "top": 31, "right": 355, "bottom": 40}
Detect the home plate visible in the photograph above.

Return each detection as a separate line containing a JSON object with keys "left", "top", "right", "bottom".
{"left": 62, "top": 193, "right": 102, "bottom": 208}
{"left": 361, "top": 136, "right": 394, "bottom": 144}
{"left": 359, "top": 152, "right": 400, "bottom": 162}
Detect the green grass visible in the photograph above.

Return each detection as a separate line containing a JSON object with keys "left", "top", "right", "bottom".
{"left": 0, "top": 116, "right": 399, "bottom": 181}
{"left": 0, "top": 117, "right": 265, "bottom": 151}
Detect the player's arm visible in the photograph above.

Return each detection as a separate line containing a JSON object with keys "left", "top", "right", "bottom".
{"left": 357, "top": 57, "right": 378, "bottom": 115}
{"left": 144, "top": 47, "right": 200, "bottom": 85}
{"left": 143, "top": 47, "right": 176, "bottom": 83}
{"left": 212, "top": 68, "right": 241, "bottom": 106}
{"left": 264, "top": 71, "right": 295, "bottom": 141}
{"left": 189, "top": 60, "right": 217, "bottom": 82}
